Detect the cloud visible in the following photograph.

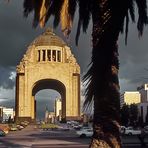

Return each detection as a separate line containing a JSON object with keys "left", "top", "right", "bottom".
{"left": 0, "top": 67, "right": 16, "bottom": 89}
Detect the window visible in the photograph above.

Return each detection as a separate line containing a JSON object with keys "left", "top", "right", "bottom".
{"left": 42, "top": 50, "right": 46, "bottom": 61}
{"left": 38, "top": 50, "right": 40, "bottom": 61}
{"left": 52, "top": 50, "right": 56, "bottom": 61}
{"left": 47, "top": 50, "right": 51, "bottom": 61}
{"left": 57, "top": 51, "right": 61, "bottom": 62}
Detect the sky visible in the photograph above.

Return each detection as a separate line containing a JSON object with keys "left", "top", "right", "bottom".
{"left": 0, "top": 0, "right": 148, "bottom": 118}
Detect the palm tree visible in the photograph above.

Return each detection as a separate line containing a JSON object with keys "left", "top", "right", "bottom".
{"left": 23, "top": 0, "right": 148, "bottom": 147}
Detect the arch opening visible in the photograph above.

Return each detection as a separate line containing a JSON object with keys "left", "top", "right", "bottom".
{"left": 32, "top": 79, "right": 66, "bottom": 122}
{"left": 35, "top": 89, "right": 61, "bottom": 122}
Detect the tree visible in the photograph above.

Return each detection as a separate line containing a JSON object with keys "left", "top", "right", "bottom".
{"left": 129, "top": 104, "right": 138, "bottom": 127}
{"left": 22, "top": 0, "right": 148, "bottom": 147}
{"left": 120, "top": 104, "right": 129, "bottom": 126}
{"left": 138, "top": 116, "right": 144, "bottom": 127}
{"left": 145, "top": 108, "right": 148, "bottom": 125}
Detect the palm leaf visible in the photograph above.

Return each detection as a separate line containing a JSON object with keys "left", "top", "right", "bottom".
{"left": 76, "top": 0, "right": 91, "bottom": 45}
{"left": 60, "top": 0, "right": 72, "bottom": 37}
{"left": 39, "top": 0, "right": 49, "bottom": 28}
{"left": 50, "top": 0, "right": 64, "bottom": 28}
{"left": 135, "top": 0, "right": 148, "bottom": 35}
{"left": 23, "top": 0, "right": 34, "bottom": 17}
{"left": 32, "top": 0, "right": 42, "bottom": 27}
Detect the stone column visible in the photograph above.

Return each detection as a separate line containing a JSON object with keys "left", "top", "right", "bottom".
{"left": 56, "top": 50, "right": 58, "bottom": 62}
{"left": 45, "top": 50, "right": 47, "bottom": 61}
{"left": 31, "top": 96, "right": 35, "bottom": 119}
{"left": 51, "top": 50, "right": 53, "bottom": 62}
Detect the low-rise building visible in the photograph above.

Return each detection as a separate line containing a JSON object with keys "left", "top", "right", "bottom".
{"left": 0, "top": 107, "right": 14, "bottom": 122}
{"left": 54, "top": 98, "right": 62, "bottom": 121}
{"left": 120, "top": 91, "right": 141, "bottom": 108}
{"left": 137, "top": 83, "right": 148, "bottom": 102}
{"left": 137, "top": 102, "right": 148, "bottom": 123}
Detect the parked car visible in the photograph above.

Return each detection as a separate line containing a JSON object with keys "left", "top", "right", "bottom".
{"left": 20, "top": 121, "right": 28, "bottom": 127}
{"left": 0, "top": 129, "right": 6, "bottom": 137}
{"left": 76, "top": 128, "right": 93, "bottom": 138}
{"left": 10, "top": 127, "right": 18, "bottom": 131}
{"left": 124, "top": 127, "right": 141, "bottom": 135}
{"left": 80, "top": 126, "right": 93, "bottom": 131}
{"left": 120, "top": 126, "right": 126, "bottom": 134}
{"left": 16, "top": 125, "right": 24, "bottom": 130}
{"left": 143, "top": 126, "right": 148, "bottom": 134}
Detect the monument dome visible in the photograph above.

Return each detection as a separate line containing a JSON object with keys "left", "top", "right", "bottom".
{"left": 31, "top": 28, "right": 66, "bottom": 47}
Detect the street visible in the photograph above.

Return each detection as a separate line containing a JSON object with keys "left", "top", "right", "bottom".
{"left": 0, "top": 125, "right": 148, "bottom": 148}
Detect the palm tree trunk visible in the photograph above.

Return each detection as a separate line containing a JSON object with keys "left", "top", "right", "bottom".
{"left": 89, "top": 1, "right": 122, "bottom": 147}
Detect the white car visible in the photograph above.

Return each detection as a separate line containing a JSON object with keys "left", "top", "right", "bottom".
{"left": 76, "top": 128, "right": 93, "bottom": 138}
{"left": 124, "top": 127, "right": 141, "bottom": 135}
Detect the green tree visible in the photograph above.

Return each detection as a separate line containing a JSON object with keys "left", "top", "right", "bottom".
{"left": 23, "top": 0, "right": 148, "bottom": 147}
{"left": 120, "top": 104, "right": 129, "bottom": 126}
{"left": 138, "top": 116, "right": 144, "bottom": 127}
{"left": 129, "top": 104, "right": 138, "bottom": 127}
{"left": 145, "top": 108, "right": 148, "bottom": 125}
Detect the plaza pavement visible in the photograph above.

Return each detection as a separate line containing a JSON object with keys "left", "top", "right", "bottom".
{"left": 0, "top": 125, "right": 148, "bottom": 148}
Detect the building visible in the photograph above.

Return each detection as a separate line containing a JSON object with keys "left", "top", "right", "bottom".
{"left": 48, "top": 112, "right": 55, "bottom": 123}
{"left": 55, "top": 98, "right": 62, "bottom": 121}
{"left": 15, "top": 28, "right": 80, "bottom": 122}
{"left": 0, "top": 107, "right": 14, "bottom": 122}
{"left": 0, "top": 107, "right": 3, "bottom": 122}
{"left": 137, "top": 83, "right": 148, "bottom": 102}
{"left": 120, "top": 91, "right": 141, "bottom": 108}
{"left": 137, "top": 102, "right": 148, "bottom": 123}
{"left": 44, "top": 107, "right": 49, "bottom": 123}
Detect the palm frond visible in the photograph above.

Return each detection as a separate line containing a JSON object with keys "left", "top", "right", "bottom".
{"left": 76, "top": 0, "right": 91, "bottom": 45}
{"left": 83, "top": 63, "right": 94, "bottom": 108}
{"left": 75, "top": 19, "right": 81, "bottom": 45}
{"left": 68, "top": 0, "right": 77, "bottom": 23}
{"left": 23, "top": 0, "right": 34, "bottom": 17}
{"left": 125, "top": 14, "right": 129, "bottom": 45}
{"left": 60, "top": 0, "right": 72, "bottom": 37}
{"left": 129, "top": 0, "right": 135, "bottom": 22}
{"left": 39, "top": 0, "right": 49, "bottom": 28}
{"left": 46, "top": 0, "right": 63, "bottom": 28}
{"left": 135, "top": 0, "right": 148, "bottom": 36}
{"left": 32, "top": 0, "right": 42, "bottom": 28}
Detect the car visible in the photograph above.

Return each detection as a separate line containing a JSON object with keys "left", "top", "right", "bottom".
{"left": 10, "top": 126, "right": 18, "bottom": 131}
{"left": 124, "top": 127, "right": 141, "bottom": 135}
{"left": 20, "top": 121, "right": 28, "bottom": 127}
{"left": 120, "top": 126, "right": 126, "bottom": 134}
{"left": 80, "top": 126, "right": 93, "bottom": 130}
{"left": 16, "top": 125, "right": 24, "bottom": 130}
{"left": 76, "top": 128, "right": 93, "bottom": 138}
{"left": 0, "top": 129, "right": 6, "bottom": 137}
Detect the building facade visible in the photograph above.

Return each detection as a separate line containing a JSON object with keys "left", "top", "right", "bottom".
{"left": 120, "top": 91, "right": 141, "bottom": 108}
{"left": 137, "top": 83, "right": 148, "bottom": 102}
{"left": 55, "top": 98, "right": 62, "bottom": 119}
{"left": 137, "top": 102, "right": 148, "bottom": 123}
{"left": 0, "top": 107, "right": 14, "bottom": 122}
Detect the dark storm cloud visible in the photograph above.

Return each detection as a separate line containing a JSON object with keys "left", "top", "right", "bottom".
{"left": 0, "top": 99, "right": 15, "bottom": 108}
{"left": 118, "top": 22, "right": 148, "bottom": 92}
{"left": 0, "top": 1, "right": 42, "bottom": 67}
{"left": 0, "top": 0, "right": 148, "bottom": 105}
{"left": 0, "top": 66, "right": 15, "bottom": 89}
{"left": 0, "top": 1, "right": 42, "bottom": 89}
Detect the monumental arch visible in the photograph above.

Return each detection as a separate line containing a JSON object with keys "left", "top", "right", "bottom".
{"left": 15, "top": 28, "right": 80, "bottom": 121}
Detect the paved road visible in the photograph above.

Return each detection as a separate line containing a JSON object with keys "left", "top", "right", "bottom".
{"left": 0, "top": 125, "right": 148, "bottom": 147}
